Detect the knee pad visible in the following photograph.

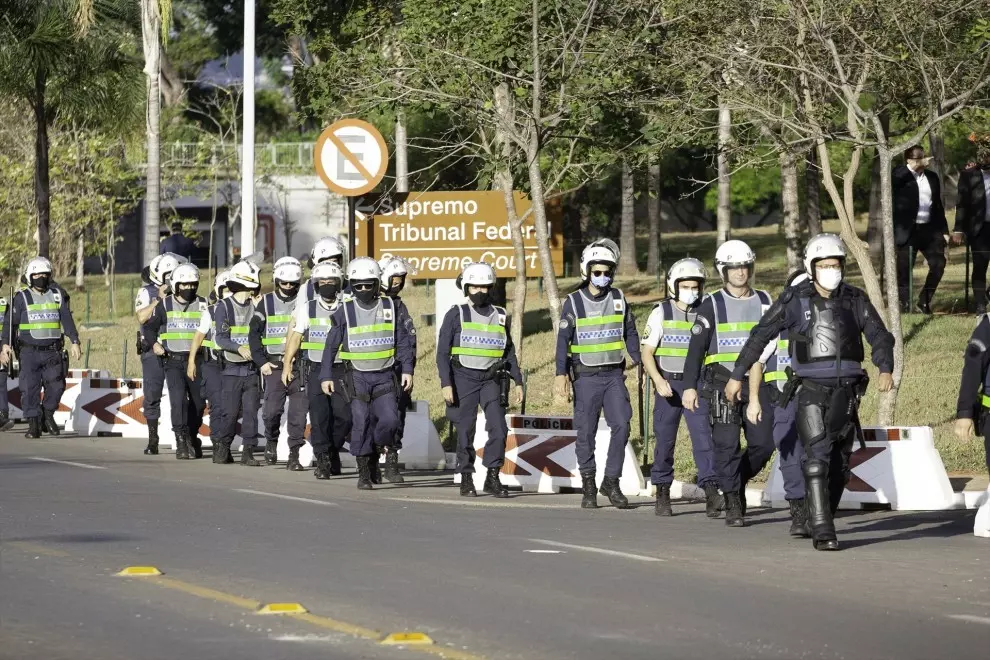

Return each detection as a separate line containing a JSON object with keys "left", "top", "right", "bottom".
{"left": 803, "top": 459, "right": 828, "bottom": 479}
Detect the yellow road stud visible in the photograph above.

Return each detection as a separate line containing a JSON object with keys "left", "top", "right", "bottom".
{"left": 116, "top": 566, "right": 163, "bottom": 577}
{"left": 257, "top": 603, "right": 308, "bottom": 615}
{"left": 380, "top": 632, "right": 434, "bottom": 646}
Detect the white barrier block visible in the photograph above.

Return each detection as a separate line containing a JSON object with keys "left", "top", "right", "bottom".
{"left": 974, "top": 488, "right": 990, "bottom": 539}
{"left": 6, "top": 375, "right": 83, "bottom": 429}
{"left": 764, "top": 426, "right": 956, "bottom": 511}
{"left": 455, "top": 413, "right": 645, "bottom": 496}
{"left": 70, "top": 378, "right": 150, "bottom": 438}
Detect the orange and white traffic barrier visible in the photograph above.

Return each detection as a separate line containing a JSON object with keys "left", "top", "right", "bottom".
{"left": 763, "top": 426, "right": 957, "bottom": 511}
{"left": 456, "top": 414, "right": 646, "bottom": 496}
{"left": 69, "top": 378, "right": 150, "bottom": 437}
{"left": 6, "top": 374, "right": 91, "bottom": 429}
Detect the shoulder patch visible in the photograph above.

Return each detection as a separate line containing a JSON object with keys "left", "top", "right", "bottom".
{"left": 644, "top": 325, "right": 653, "bottom": 338}
{"left": 691, "top": 323, "right": 703, "bottom": 335}
{"left": 383, "top": 307, "right": 393, "bottom": 321}
{"left": 559, "top": 319, "right": 569, "bottom": 329}
{"left": 613, "top": 298, "right": 624, "bottom": 313}
{"left": 53, "top": 292, "right": 62, "bottom": 304}
{"left": 498, "top": 313, "right": 506, "bottom": 326}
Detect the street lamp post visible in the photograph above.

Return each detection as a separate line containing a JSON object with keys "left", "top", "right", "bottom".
{"left": 240, "top": 0, "right": 256, "bottom": 258}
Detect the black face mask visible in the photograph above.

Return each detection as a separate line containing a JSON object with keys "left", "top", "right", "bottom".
{"left": 385, "top": 275, "right": 405, "bottom": 297}
{"left": 317, "top": 283, "right": 339, "bottom": 301}
{"left": 175, "top": 285, "right": 198, "bottom": 301}
{"left": 469, "top": 291, "right": 491, "bottom": 307}
{"left": 31, "top": 275, "right": 51, "bottom": 291}
{"left": 227, "top": 281, "right": 256, "bottom": 295}
{"left": 354, "top": 287, "right": 377, "bottom": 304}
{"left": 277, "top": 283, "right": 300, "bottom": 300}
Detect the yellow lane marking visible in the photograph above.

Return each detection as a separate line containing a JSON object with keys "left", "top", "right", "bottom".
{"left": 145, "top": 576, "right": 262, "bottom": 610}
{"left": 5, "top": 541, "right": 70, "bottom": 557}
{"left": 284, "top": 611, "right": 381, "bottom": 640}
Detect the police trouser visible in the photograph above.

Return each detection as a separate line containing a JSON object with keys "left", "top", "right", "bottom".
{"left": 769, "top": 394, "right": 806, "bottom": 500}
{"left": 217, "top": 368, "right": 261, "bottom": 449}
{"left": 201, "top": 360, "right": 223, "bottom": 439}
{"left": 447, "top": 366, "right": 508, "bottom": 474}
{"left": 306, "top": 362, "right": 351, "bottom": 455}
{"left": 711, "top": 385, "right": 775, "bottom": 494}
{"left": 0, "top": 370, "right": 8, "bottom": 412}
{"left": 163, "top": 354, "right": 205, "bottom": 437}
{"left": 394, "top": 363, "right": 411, "bottom": 449}
{"left": 139, "top": 351, "right": 165, "bottom": 422}
{"left": 262, "top": 366, "right": 307, "bottom": 449}
{"left": 348, "top": 369, "right": 399, "bottom": 458}
{"left": 651, "top": 375, "right": 717, "bottom": 487}
{"left": 19, "top": 344, "right": 65, "bottom": 419}
{"left": 572, "top": 367, "right": 631, "bottom": 479}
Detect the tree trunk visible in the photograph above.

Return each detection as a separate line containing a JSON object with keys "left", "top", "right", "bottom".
{"left": 716, "top": 98, "right": 732, "bottom": 245}
{"left": 876, "top": 145, "right": 904, "bottom": 426}
{"left": 867, "top": 148, "right": 883, "bottom": 261}
{"left": 159, "top": 52, "right": 184, "bottom": 107}
{"left": 804, "top": 148, "right": 822, "bottom": 236}
{"left": 141, "top": 0, "right": 163, "bottom": 269}
{"left": 618, "top": 160, "right": 637, "bottom": 275}
{"left": 565, "top": 188, "right": 585, "bottom": 277}
{"left": 780, "top": 151, "right": 802, "bottom": 273}
{"left": 75, "top": 233, "right": 85, "bottom": 290}
{"left": 395, "top": 111, "right": 408, "bottom": 193}
{"left": 929, "top": 127, "right": 947, "bottom": 209}
{"left": 33, "top": 70, "right": 51, "bottom": 258}
{"left": 647, "top": 156, "right": 661, "bottom": 273}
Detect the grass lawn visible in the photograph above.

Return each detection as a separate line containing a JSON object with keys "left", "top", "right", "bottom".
{"left": 65, "top": 219, "right": 987, "bottom": 480}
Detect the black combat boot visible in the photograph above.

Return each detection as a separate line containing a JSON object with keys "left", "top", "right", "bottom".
{"left": 704, "top": 483, "right": 723, "bottom": 518}
{"left": 356, "top": 456, "right": 374, "bottom": 490}
{"left": 724, "top": 492, "right": 746, "bottom": 527}
{"left": 383, "top": 447, "right": 404, "bottom": 484}
{"left": 483, "top": 467, "right": 509, "bottom": 498}
{"left": 189, "top": 433, "right": 203, "bottom": 459}
{"left": 655, "top": 484, "right": 672, "bottom": 517}
{"left": 264, "top": 438, "right": 279, "bottom": 465}
{"left": 240, "top": 445, "right": 261, "bottom": 466}
{"left": 599, "top": 475, "right": 630, "bottom": 509}
{"left": 0, "top": 409, "right": 14, "bottom": 432}
{"left": 329, "top": 449, "right": 342, "bottom": 476}
{"left": 460, "top": 474, "right": 477, "bottom": 497}
{"left": 580, "top": 470, "right": 598, "bottom": 509}
{"left": 805, "top": 459, "right": 839, "bottom": 551}
{"left": 738, "top": 487, "right": 748, "bottom": 516}
{"left": 789, "top": 499, "right": 811, "bottom": 538}
{"left": 286, "top": 446, "right": 304, "bottom": 472}
{"left": 368, "top": 452, "right": 382, "bottom": 484}
{"left": 144, "top": 420, "right": 160, "bottom": 455}
{"left": 42, "top": 409, "right": 60, "bottom": 436}
{"left": 175, "top": 430, "right": 190, "bottom": 460}
{"left": 314, "top": 451, "right": 331, "bottom": 479}
{"left": 25, "top": 417, "right": 42, "bottom": 439}
{"left": 211, "top": 439, "right": 228, "bottom": 464}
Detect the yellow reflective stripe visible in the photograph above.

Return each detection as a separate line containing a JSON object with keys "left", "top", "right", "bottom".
{"left": 982, "top": 394, "right": 990, "bottom": 408}
{"left": 26, "top": 303, "right": 59, "bottom": 310}
{"left": 339, "top": 349, "right": 396, "bottom": 361}
{"left": 266, "top": 315, "right": 293, "bottom": 323}
{"left": 301, "top": 342, "right": 325, "bottom": 350}
{"left": 764, "top": 371, "right": 787, "bottom": 382}
{"left": 654, "top": 347, "right": 687, "bottom": 357}
{"left": 160, "top": 332, "right": 195, "bottom": 340}
{"left": 21, "top": 322, "right": 61, "bottom": 330}
{"left": 202, "top": 340, "right": 217, "bottom": 349}
{"left": 166, "top": 311, "right": 201, "bottom": 319}
{"left": 704, "top": 353, "right": 739, "bottom": 364}
{"left": 664, "top": 321, "right": 693, "bottom": 329}
{"left": 230, "top": 326, "right": 249, "bottom": 334}
{"left": 261, "top": 338, "right": 286, "bottom": 346}
{"left": 452, "top": 347, "right": 504, "bottom": 358}
{"left": 716, "top": 322, "right": 756, "bottom": 332}
{"left": 461, "top": 322, "right": 505, "bottom": 333}
{"left": 348, "top": 323, "right": 394, "bottom": 334}
{"left": 309, "top": 317, "right": 333, "bottom": 327}
{"left": 575, "top": 314, "right": 623, "bottom": 327}
{"left": 569, "top": 341, "right": 625, "bottom": 354}
{"left": 778, "top": 339, "right": 789, "bottom": 350}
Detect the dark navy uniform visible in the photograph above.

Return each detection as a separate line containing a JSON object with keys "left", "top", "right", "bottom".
{"left": 730, "top": 280, "right": 894, "bottom": 547}
{"left": 437, "top": 303, "right": 523, "bottom": 476}
{"left": 1, "top": 285, "right": 80, "bottom": 429}
{"left": 391, "top": 294, "right": 416, "bottom": 449}
{"left": 200, "top": 303, "right": 224, "bottom": 451}
{"left": 214, "top": 296, "right": 262, "bottom": 460}
{"left": 0, "top": 295, "right": 9, "bottom": 425}
{"left": 159, "top": 233, "right": 196, "bottom": 260}
{"left": 954, "top": 314, "right": 990, "bottom": 476}
{"left": 761, "top": 330, "right": 806, "bottom": 501}
{"left": 135, "top": 283, "right": 166, "bottom": 433}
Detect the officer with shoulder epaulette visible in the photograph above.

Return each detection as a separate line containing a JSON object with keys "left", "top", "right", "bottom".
{"left": 1, "top": 258, "right": 82, "bottom": 439}
{"left": 283, "top": 262, "right": 348, "bottom": 479}
{"left": 320, "top": 258, "right": 414, "bottom": 490}
{"left": 954, "top": 311, "right": 990, "bottom": 479}
{"left": 135, "top": 252, "right": 185, "bottom": 455}
{"left": 725, "top": 234, "right": 894, "bottom": 551}
{"left": 0, "top": 271, "right": 13, "bottom": 431}
{"left": 379, "top": 256, "right": 418, "bottom": 481}
{"left": 438, "top": 262, "right": 523, "bottom": 498}
{"left": 249, "top": 257, "right": 306, "bottom": 470}
{"left": 212, "top": 260, "right": 264, "bottom": 466}
{"left": 144, "top": 263, "right": 209, "bottom": 459}
{"left": 640, "top": 258, "right": 721, "bottom": 517}
{"left": 187, "top": 270, "right": 232, "bottom": 462}
{"left": 681, "top": 240, "right": 776, "bottom": 528}
{"left": 553, "top": 239, "right": 641, "bottom": 510}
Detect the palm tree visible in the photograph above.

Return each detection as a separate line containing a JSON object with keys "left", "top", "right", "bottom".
{"left": 140, "top": 0, "right": 171, "bottom": 267}
{"left": 0, "top": 0, "right": 142, "bottom": 257}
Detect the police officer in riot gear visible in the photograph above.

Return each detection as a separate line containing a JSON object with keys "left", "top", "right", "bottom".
{"left": 379, "top": 256, "right": 418, "bottom": 478}
{"left": 135, "top": 253, "right": 186, "bottom": 454}
{"left": 283, "top": 262, "right": 349, "bottom": 478}
{"left": 554, "top": 240, "right": 641, "bottom": 509}
{"left": 145, "top": 263, "right": 209, "bottom": 459}
{"left": 438, "top": 262, "right": 524, "bottom": 497}
{"left": 725, "top": 234, "right": 894, "bottom": 550}
{"left": 953, "top": 314, "right": 990, "bottom": 477}
{"left": 641, "top": 258, "right": 721, "bottom": 517}
{"left": 250, "top": 257, "right": 306, "bottom": 470}
{"left": 1, "top": 258, "right": 82, "bottom": 438}
{"left": 304, "top": 236, "right": 347, "bottom": 300}
{"left": 682, "top": 240, "right": 776, "bottom": 527}
{"left": 213, "top": 260, "right": 264, "bottom": 466}
{"left": 187, "top": 270, "right": 231, "bottom": 462}
{"left": 320, "top": 257, "right": 414, "bottom": 490}
{"left": 0, "top": 273, "right": 13, "bottom": 432}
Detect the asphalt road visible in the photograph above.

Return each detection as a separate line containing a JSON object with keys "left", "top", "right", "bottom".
{"left": 1, "top": 432, "right": 988, "bottom": 660}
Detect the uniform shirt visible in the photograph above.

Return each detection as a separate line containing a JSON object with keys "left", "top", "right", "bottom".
{"left": 318, "top": 299, "right": 415, "bottom": 382}
{"left": 392, "top": 295, "right": 417, "bottom": 369}
{"left": 0, "top": 287, "right": 80, "bottom": 349}
{"left": 728, "top": 282, "right": 894, "bottom": 382}
{"left": 134, "top": 286, "right": 159, "bottom": 312}
{"left": 436, "top": 304, "right": 523, "bottom": 388}
{"left": 554, "top": 286, "right": 641, "bottom": 376}
{"left": 682, "top": 289, "right": 770, "bottom": 390}
{"left": 956, "top": 314, "right": 990, "bottom": 418}
{"left": 914, "top": 169, "right": 933, "bottom": 224}
{"left": 213, "top": 296, "right": 259, "bottom": 375}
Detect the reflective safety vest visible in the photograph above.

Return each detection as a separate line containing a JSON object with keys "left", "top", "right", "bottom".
{"left": 303, "top": 298, "right": 339, "bottom": 364}
{"left": 202, "top": 303, "right": 218, "bottom": 355}
{"left": 260, "top": 292, "right": 295, "bottom": 356}
{"left": 0, "top": 296, "right": 6, "bottom": 338}
{"left": 17, "top": 288, "right": 63, "bottom": 342}
{"left": 340, "top": 297, "right": 395, "bottom": 372}
{"left": 704, "top": 289, "right": 771, "bottom": 367}
{"left": 160, "top": 296, "right": 207, "bottom": 354}
{"left": 654, "top": 299, "right": 694, "bottom": 374}
{"left": 568, "top": 288, "right": 626, "bottom": 367}
{"left": 763, "top": 329, "right": 790, "bottom": 392}
{"left": 220, "top": 297, "right": 254, "bottom": 363}
{"left": 451, "top": 304, "right": 507, "bottom": 370}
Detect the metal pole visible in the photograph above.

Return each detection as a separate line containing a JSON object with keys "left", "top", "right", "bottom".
{"left": 966, "top": 242, "right": 971, "bottom": 311}
{"left": 85, "top": 290, "right": 91, "bottom": 325}
{"left": 240, "top": 0, "right": 256, "bottom": 257}
{"left": 520, "top": 371, "right": 528, "bottom": 416}
{"left": 84, "top": 338, "right": 91, "bottom": 369}
{"left": 347, "top": 196, "right": 356, "bottom": 259}
{"left": 121, "top": 340, "right": 128, "bottom": 379}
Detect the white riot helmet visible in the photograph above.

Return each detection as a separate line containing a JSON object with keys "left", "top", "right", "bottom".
{"left": 25, "top": 257, "right": 53, "bottom": 277}
{"left": 273, "top": 256, "right": 303, "bottom": 284}
{"left": 227, "top": 260, "right": 262, "bottom": 290}
{"left": 346, "top": 257, "right": 381, "bottom": 283}
{"left": 170, "top": 263, "right": 200, "bottom": 285}
{"left": 786, "top": 271, "right": 811, "bottom": 288}
{"left": 311, "top": 262, "right": 343, "bottom": 283}
{"left": 665, "top": 258, "right": 706, "bottom": 298}
{"left": 803, "top": 233, "right": 846, "bottom": 274}
{"left": 151, "top": 252, "right": 185, "bottom": 286}
{"left": 311, "top": 236, "right": 346, "bottom": 266}
{"left": 580, "top": 242, "right": 618, "bottom": 279}
{"left": 213, "top": 270, "right": 232, "bottom": 299}
{"left": 460, "top": 262, "right": 497, "bottom": 295}
{"left": 379, "top": 256, "right": 416, "bottom": 296}
{"left": 714, "top": 240, "right": 756, "bottom": 281}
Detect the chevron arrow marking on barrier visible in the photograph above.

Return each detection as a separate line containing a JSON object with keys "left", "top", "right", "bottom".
{"left": 516, "top": 435, "right": 575, "bottom": 477}
{"left": 119, "top": 395, "right": 147, "bottom": 424}
{"left": 6, "top": 381, "right": 78, "bottom": 413}
{"left": 845, "top": 446, "right": 887, "bottom": 493}
{"left": 82, "top": 393, "right": 127, "bottom": 425}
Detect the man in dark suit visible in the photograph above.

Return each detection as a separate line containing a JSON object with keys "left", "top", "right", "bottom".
{"left": 893, "top": 146, "right": 948, "bottom": 314}
{"left": 159, "top": 222, "right": 197, "bottom": 261}
{"left": 952, "top": 136, "right": 990, "bottom": 314}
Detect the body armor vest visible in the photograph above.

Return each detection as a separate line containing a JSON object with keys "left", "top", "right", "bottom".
{"left": 220, "top": 297, "right": 254, "bottom": 363}
{"left": 303, "top": 298, "right": 340, "bottom": 364}
{"left": 791, "top": 294, "right": 866, "bottom": 379}
{"left": 260, "top": 292, "right": 295, "bottom": 356}
{"left": 340, "top": 297, "right": 396, "bottom": 372}
{"left": 654, "top": 299, "right": 694, "bottom": 374}
{"left": 763, "top": 329, "right": 790, "bottom": 392}
{"left": 705, "top": 289, "right": 771, "bottom": 367}
{"left": 18, "top": 288, "right": 62, "bottom": 343}
{"left": 451, "top": 304, "right": 507, "bottom": 370}
{"left": 568, "top": 288, "right": 626, "bottom": 367}
{"left": 160, "top": 296, "right": 206, "bottom": 354}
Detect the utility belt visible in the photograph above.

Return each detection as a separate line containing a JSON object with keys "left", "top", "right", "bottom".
{"left": 452, "top": 358, "right": 500, "bottom": 380}
{"left": 569, "top": 361, "right": 622, "bottom": 380}
{"left": 22, "top": 340, "right": 63, "bottom": 352}
{"left": 660, "top": 370, "right": 683, "bottom": 382}
{"left": 699, "top": 364, "right": 742, "bottom": 426}
{"left": 329, "top": 360, "right": 397, "bottom": 404}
